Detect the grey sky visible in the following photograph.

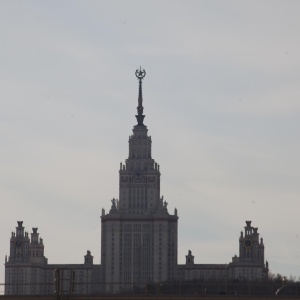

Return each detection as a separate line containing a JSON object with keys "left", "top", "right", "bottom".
{"left": 1, "top": 0, "right": 300, "bottom": 290}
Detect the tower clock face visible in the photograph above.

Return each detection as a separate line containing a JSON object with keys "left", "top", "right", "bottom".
{"left": 244, "top": 239, "right": 252, "bottom": 247}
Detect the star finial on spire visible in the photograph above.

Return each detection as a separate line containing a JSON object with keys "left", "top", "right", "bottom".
{"left": 135, "top": 66, "right": 146, "bottom": 80}
{"left": 135, "top": 67, "right": 146, "bottom": 126}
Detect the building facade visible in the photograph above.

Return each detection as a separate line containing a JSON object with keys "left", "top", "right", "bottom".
{"left": 5, "top": 221, "right": 101, "bottom": 295}
{"left": 5, "top": 69, "right": 268, "bottom": 295}
{"left": 178, "top": 221, "right": 268, "bottom": 282}
{"left": 228, "top": 220, "right": 269, "bottom": 280}
{"left": 101, "top": 68, "right": 178, "bottom": 293}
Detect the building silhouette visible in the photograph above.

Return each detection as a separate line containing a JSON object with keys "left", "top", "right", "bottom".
{"left": 101, "top": 68, "right": 178, "bottom": 293}
{"left": 5, "top": 69, "right": 268, "bottom": 295}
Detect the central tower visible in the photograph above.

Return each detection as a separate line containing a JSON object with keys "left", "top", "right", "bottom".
{"left": 119, "top": 68, "right": 162, "bottom": 215}
{"left": 101, "top": 69, "right": 178, "bottom": 293}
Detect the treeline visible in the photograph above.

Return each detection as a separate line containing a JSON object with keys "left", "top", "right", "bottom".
{"left": 132, "top": 274, "right": 300, "bottom": 296}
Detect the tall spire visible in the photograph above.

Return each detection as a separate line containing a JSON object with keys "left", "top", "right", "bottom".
{"left": 135, "top": 67, "right": 146, "bottom": 126}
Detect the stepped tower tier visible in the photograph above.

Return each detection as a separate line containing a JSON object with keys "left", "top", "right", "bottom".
{"left": 238, "top": 220, "right": 265, "bottom": 264}
{"left": 101, "top": 69, "right": 178, "bottom": 293}
{"left": 228, "top": 221, "right": 268, "bottom": 280}
{"left": 8, "top": 221, "right": 30, "bottom": 264}
{"left": 118, "top": 69, "right": 161, "bottom": 214}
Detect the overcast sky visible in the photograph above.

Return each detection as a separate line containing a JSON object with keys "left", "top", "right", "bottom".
{"left": 1, "top": 0, "right": 300, "bottom": 291}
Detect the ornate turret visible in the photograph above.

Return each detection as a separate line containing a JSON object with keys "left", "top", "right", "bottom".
{"left": 8, "top": 221, "right": 30, "bottom": 263}
{"left": 229, "top": 221, "right": 269, "bottom": 280}
{"left": 186, "top": 250, "right": 195, "bottom": 265}
{"left": 84, "top": 250, "right": 94, "bottom": 265}
{"left": 29, "top": 227, "right": 47, "bottom": 264}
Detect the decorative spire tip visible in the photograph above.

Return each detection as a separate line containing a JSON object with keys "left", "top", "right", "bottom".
{"left": 135, "top": 67, "right": 146, "bottom": 126}
{"left": 135, "top": 66, "right": 146, "bottom": 80}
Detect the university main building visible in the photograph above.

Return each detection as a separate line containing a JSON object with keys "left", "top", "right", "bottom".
{"left": 5, "top": 69, "right": 269, "bottom": 295}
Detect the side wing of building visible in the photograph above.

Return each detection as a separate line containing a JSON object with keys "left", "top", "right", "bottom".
{"left": 5, "top": 221, "right": 101, "bottom": 296}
